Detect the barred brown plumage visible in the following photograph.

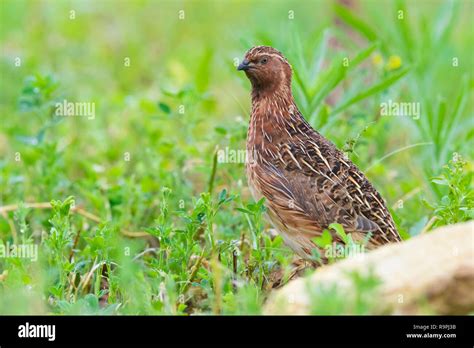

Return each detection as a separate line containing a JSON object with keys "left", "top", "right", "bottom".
{"left": 238, "top": 46, "right": 401, "bottom": 261}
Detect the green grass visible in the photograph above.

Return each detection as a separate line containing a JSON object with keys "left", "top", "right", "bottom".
{"left": 0, "top": 0, "right": 473, "bottom": 315}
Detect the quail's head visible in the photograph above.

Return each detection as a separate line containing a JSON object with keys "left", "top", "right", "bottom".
{"left": 238, "top": 46, "right": 292, "bottom": 92}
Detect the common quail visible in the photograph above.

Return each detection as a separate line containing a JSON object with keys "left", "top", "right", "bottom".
{"left": 238, "top": 46, "right": 401, "bottom": 261}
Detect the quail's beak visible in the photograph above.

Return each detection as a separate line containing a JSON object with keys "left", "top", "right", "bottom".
{"left": 237, "top": 59, "right": 251, "bottom": 71}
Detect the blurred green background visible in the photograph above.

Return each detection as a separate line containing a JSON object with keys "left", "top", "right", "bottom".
{"left": 0, "top": 0, "right": 472, "bottom": 314}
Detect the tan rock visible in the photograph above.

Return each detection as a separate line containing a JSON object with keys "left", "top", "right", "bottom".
{"left": 264, "top": 221, "right": 474, "bottom": 315}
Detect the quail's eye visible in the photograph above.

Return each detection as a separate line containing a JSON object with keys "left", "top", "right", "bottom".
{"left": 260, "top": 57, "right": 268, "bottom": 65}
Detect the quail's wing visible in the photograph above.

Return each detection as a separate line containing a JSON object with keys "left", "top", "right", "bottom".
{"left": 263, "top": 125, "right": 400, "bottom": 245}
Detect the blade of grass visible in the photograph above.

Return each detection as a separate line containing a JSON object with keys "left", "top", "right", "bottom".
{"left": 330, "top": 67, "right": 411, "bottom": 116}
{"left": 308, "top": 43, "right": 379, "bottom": 124}
{"left": 333, "top": 3, "right": 378, "bottom": 42}
{"left": 395, "top": 0, "right": 414, "bottom": 61}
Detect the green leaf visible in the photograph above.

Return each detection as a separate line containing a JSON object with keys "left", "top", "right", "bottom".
{"left": 218, "top": 189, "right": 227, "bottom": 202}
{"left": 158, "top": 102, "right": 171, "bottom": 114}
{"left": 236, "top": 207, "right": 253, "bottom": 215}
{"left": 214, "top": 127, "right": 227, "bottom": 135}
{"left": 313, "top": 229, "right": 333, "bottom": 248}
{"left": 328, "top": 223, "right": 348, "bottom": 243}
